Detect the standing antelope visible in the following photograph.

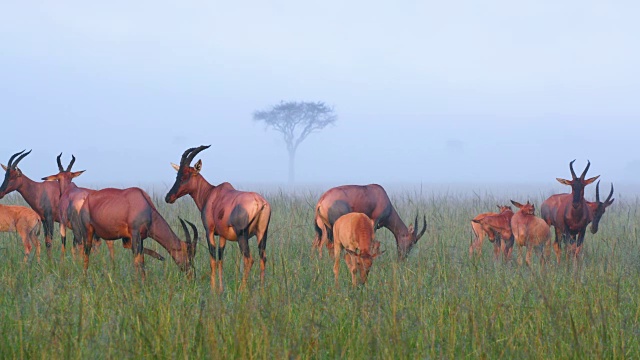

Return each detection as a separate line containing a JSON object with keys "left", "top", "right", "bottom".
{"left": 42, "top": 154, "right": 164, "bottom": 262}
{"left": 0, "top": 204, "right": 42, "bottom": 262}
{"left": 587, "top": 181, "right": 614, "bottom": 234}
{"left": 540, "top": 160, "right": 599, "bottom": 261}
{"left": 77, "top": 187, "right": 198, "bottom": 279}
{"left": 332, "top": 212, "right": 382, "bottom": 286}
{"left": 0, "top": 150, "right": 61, "bottom": 256}
{"left": 470, "top": 205, "right": 514, "bottom": 260}
{"left": 313, "top": 184, "right": 426, "bottom": 260}
{"left": 509, "top": 200, "right": 551, "bottom": 266}
{"left": 165, "top": 146, "right": 272, "bottom": 292}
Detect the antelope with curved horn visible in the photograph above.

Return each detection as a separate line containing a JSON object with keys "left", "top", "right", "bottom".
{"left": 165, "top": 146, "right": 272, "bottom": 292}
{"left": 332, "top": 212, "right": 383, "bottom": 286}
{"left": 42, "top": 154, "right": 165, "bottom": 262}
{"left": 312, "top": 184, "right": 427, "bottom": 260}
{"left": 0, "top": 203, "right": 42, "bottom": 262}
{"left": 540, "top": 160, "right": 599, "bottom": 261}
{"left": 587, "top": 181, "right": 614, "bottom": 234}
{"left": 0, "top": 150, "right": 61, "bottom": 257}
{"left": 77, "top": 187, "right": 198, "bottom": 279}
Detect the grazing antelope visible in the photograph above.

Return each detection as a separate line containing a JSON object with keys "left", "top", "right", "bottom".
{"left": 332, "top": 212, "right": 382, "bottom": 286}
{"left": 165, "top": 146, "right": 272, "bottom": 292}
{"left": 42, "top": 154, "right": 165, "bottom": 262}
{"left": 0, "top": 150, "right": 61, "bottom": 256}
{"left": 77, "top": 187, "right": 198, "bottom": 279}
{"left": 0, "top": 204, "right": 42, "bottom": 262}
{"left": 540, "top": 160, "right": 599, "bottom": 261}
{"left": 509, "top": 200, "right": 551, "bottom": 266}
{"left": 587, "top": 181, "right": 614, "bottom": 234}
{"left": 470, "top": 205, "right": 514, "bottom": 260}
{"left": 312, "top": 184, "right": 426, "bottom": 260}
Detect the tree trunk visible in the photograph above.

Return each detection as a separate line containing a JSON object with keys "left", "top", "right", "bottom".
{"left": 288, "top": 149, "right": 296, "bottom": 187}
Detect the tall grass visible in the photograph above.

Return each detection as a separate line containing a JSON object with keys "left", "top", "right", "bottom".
{"left": 0, "top": 189, "right": 639, "bottom": 359}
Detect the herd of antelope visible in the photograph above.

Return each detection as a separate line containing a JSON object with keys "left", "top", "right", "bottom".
{"left": 0, "top": 147, "right": 613, "bottom": 288}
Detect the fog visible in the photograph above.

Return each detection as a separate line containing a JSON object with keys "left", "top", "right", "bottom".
{"left": 1, "top": 1, "right": 638, "bottom": 194}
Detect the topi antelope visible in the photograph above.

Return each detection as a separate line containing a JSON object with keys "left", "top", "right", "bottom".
{"left": 165, "top": 146, "right": 272, "bottom": 292}
{"left": 469, "top": 205, "right": 513, "bottom": 259}
{"left": 0, "top": 203, "right": 42, "bottom": 262}
{"left": 313, "top": 184, "right": 426, "bottom": 260}
{"left": 510, "top": 200, "right": 551, "bottom": 266}
{"left": 332, "top": 212, "right": 382, "bottom": 286}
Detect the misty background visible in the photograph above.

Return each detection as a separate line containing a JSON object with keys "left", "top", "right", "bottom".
{"left": 1, "top": 1, "right": 638, "bottom": 196}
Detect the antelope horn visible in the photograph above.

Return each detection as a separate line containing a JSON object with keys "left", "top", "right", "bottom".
{"left": 185, "top": 145, "right": 210, "bottom": 167}
{"left": 66, "top": 155, "right": 76, "bottom": 172}
{"left": 569, "top": 159, "right": 577, "bottom": 179}
{"left": 179, "top": 218, "right": 191, "bottom": 244}
{"left": 415, "top": 215, "right": 427, "bottom": 241}
{"left": 186, "top": 220, "right": 199, "bottom": 249}
{"left": 580, "top": 160, "right": 591, "bottom": 180}
{"left": 595, "top": 180, "right": 600, "bottom": 202}
{"left": 57, "top": 153, "right": 64, "bottom": 172}
{"left": 606, "top": 183, "right": 614, "bottom": 203}
{"left": 12, "top": 149, "right": 32, "bottom": 169}
{"left": 7, "top": 150, "right": 26, "bottom": 169}
{"left": 413, "top": 214, "right": 418, "bottom": 237}
{"left": 179, "top": 147, "right": 198, "bottom": 167}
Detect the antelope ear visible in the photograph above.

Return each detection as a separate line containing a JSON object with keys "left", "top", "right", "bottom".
{"left": 496, "top": 205, "right": 501, "bottom": 209}
{"left": 510, "top": 200, "right": 524, "bottom": 208}
{"left": 408, "top": 224, "right": 414, "bottom": 234}
{"left": 1, "top": 164, "right": 6, "bottom": 171}
{"left": 42, "top": 175, "right": 56, "bottom": 181}
{"left": 584, "top": 175, "right": 600, "bottom": 185}
{"left": 71, "top": 170, "right": 85, "bottom": 178}
{"left": 171, "top": 163, "right": 180, "bottom": 172}
{"left": 556, "top": 178, "right": 572, "bottom": 186}
{"left": 194, "top": 159, "right": 202, "bottom": 173}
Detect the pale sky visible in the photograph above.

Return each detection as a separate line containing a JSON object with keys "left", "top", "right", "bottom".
{"left": 0, "top": 1, "right": 638, "bottom": 190}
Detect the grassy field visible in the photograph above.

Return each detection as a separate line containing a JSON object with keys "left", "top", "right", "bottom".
{"left": 0, "top": 187, "right": 639, "bottom": 359}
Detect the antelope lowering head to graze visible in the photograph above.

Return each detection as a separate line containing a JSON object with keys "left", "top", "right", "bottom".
{"left": 42, "top": 154, "right": 165, "bottom": 262}
{"left": 587, "top": 181, "right": 614, "bottom": 234}
{"left": 0, "top": 204, "right": 42, "bottom": 262}
{"left": 0, "top": 150, "right": 61, "bottom": 257}
{"left": 509, "top": 200, "right": 551, "bottom": 266}
{"left": 470, "top": 205, "right": 514, "bottom": 260}
{"left": 77, "top": 187, "right": 198, "bottom": 280}
{"left": 165, "top": 146, "right": 272, "bottom": 292}
{"left": 541, "top": 160, "right": 599, "bottom": 262}
{"left": 332, "top": 212, "right": 382, "bottom": 286}
{"left": 313, "top": 184, "right": 426, "bottom": 260}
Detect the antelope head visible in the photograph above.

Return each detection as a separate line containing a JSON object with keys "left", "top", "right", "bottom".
{"left": 398, "top": 213, "right": 427, "bottom": 259}
{"left": 345, "top": 240, "right": 384, "bottom": 285}
{"left": 511, "top": 200, "right": 535, "bottom": 215}
{"left": 497, "top": 205, "right": 512, "bottom": 213}
{"left": 590, "top": 181, "right": 614, "bottom": 234}
{"left": 41, "top": 153, "right": 85, "bottom": 193}
{"left": 0, "top": 150, "right": 31, "bottom": 198}
{"left": 165, "top": 145, "right": 211, "bottom": 204}
{"left": 556, "top": 160, "right": 599, "bottom": 209}
{"left": 178, "top": 218, "right": 199, "bottom": 277}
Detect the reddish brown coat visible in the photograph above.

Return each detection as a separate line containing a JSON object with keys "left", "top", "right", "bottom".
{"left": 540, "top": 160, "right": 599, "bottom": 261}
{"left": 0, "top": 150, "right": 61, "bottom": 256}
{"left": 510, "top": 200, "right": 551, "bottom": 266}
{"left": 79, "top": 187, "right": 198, "bottom": 279}
{"left": 332, "top": 213, "right": 382, "bottom": 286}
{"left": 165, "top": 146, "right": 271, "bottom": 292}
{"left": 0, "top": 204, "right": 41, "bottom": 262}
{"left": 470, "top": 206, "right": 514, "bottom": 260}
{"left": 313, "top": 184, "right": 426, "bottom": 260}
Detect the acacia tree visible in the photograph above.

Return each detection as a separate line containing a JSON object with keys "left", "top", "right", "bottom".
{"left": 253, "top": 101, "right": 337, "bottom": 185}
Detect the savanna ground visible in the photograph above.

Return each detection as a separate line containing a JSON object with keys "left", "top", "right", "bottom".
{"left": 1, "top": 186, "right": 639, "bottom": 359}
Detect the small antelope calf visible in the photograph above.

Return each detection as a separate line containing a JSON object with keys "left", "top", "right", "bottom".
{"left": 469, "top": 205, "right": 513, "bottom": 259}
{"left": 332, "top": 212, "right": 382, "bottom": 286}
{"left": 510, "top": 200, "right": 551, "bottom": 266}
{"left": 0, "top": 204, "right": 41, "bottom": 262}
